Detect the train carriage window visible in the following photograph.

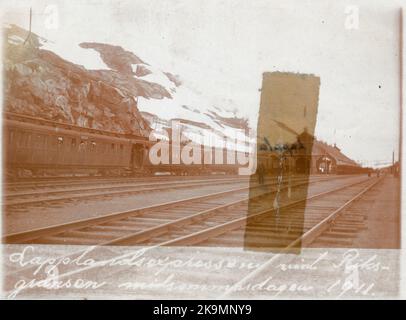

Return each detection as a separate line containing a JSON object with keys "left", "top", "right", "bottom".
{"left": 272, "top": 157, "right": 279, "bottom": 169}
{"left": 8, "top": 131, "right": 14, "bottom": 145}
{"left": 19, "top": 132, "right": 31, "bottom": 147}
{"left": 27, "top": 134, "right": 32, "bottom": 146}
{"left": 49, "top": 135, "right": 57, "bottom": 148}
{"left": 24, "top": 133, "right": 29, "bottom": 147}
{"left": 79, "top": 140, "right": 86, "bottom": 151}
{"left": 35, "top": 135, "right": 45, "bottom": 148}
{"left": 18, "top": 132, "right": 25, "bottom": 147}
{"left": 16, "top": 132, "right": 21, "bottom": 146}
{"left": 90, "top": 141, "right": 96, "bottom": 151}
{"left": 20, "top": 132, "right": 27, "bottom": 147}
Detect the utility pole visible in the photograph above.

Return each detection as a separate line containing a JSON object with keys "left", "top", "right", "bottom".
{"left": 23, "top": 8, "right": 32, "bottom": 45}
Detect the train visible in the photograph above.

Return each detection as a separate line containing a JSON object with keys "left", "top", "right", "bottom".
{"left": 3, "top": 112, "right": 367, "bottom": 179}
{"left": 3, "top": 112, "right": 246, "bottom": 178}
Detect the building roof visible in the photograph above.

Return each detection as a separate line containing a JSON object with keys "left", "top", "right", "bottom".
{"left": 312, "top": 140, "right": 359, "bottom": 166}
{"left": 272, "top": 122, "right": 359, "bottom": 167}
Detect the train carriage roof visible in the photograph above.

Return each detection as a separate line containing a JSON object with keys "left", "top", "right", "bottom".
{"left": 3, "top": 112, "right": 149, "bottom": 144}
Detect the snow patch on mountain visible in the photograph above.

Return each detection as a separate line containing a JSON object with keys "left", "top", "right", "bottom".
{"left": 4, "top": 23, "right": 251, "bottom": 151}
{"left": 42, "top": 40, "right": 110, "bottom": 70}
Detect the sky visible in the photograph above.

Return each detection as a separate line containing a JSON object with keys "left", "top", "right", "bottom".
{"left": 1, "top": 0, "right": 403, "bottom": 167}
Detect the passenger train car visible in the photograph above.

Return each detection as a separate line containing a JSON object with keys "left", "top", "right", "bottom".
{"left": 3, "top": 112, "right": 244, "bottom": 178}
{"left": 3, "top": 112, "right": 148, "bottom": 177}
{"left": 3, "top": 112, "right": 365, "bottom": 178}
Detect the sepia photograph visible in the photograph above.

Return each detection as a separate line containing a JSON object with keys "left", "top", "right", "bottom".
{"left": 0, "top": 0, "right": 404, "bottom": 302}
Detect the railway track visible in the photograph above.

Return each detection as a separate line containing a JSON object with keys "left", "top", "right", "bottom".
{"left": 3, "top": 176, "right": 251, "bottom": 208}
{"left": 4, "top": 173, "right": 341, "bottom": 192}
{"left": 4, "top": 174, "right": 250, "bottom": 192}
{"left": 3, "top": 174, "right": 345, "bottom": 209}
{"left": 176, "top": 176, "right": 381, "bottom": 248}
{"left": 101, "top": 175, "right": 381, "bottom": 299}
{"left": 308, "top": 177, "right": 383, "bottom": 248}
{"left": 3, "top": 175, "right": 369, "bottom": 245}
{"left": 217, "top": 175, "right": 383, "bottom": 298}
{"left": 2, "top": 175, "right": 387, "bottom": 299}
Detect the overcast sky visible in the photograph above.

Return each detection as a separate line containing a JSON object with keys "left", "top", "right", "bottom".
{"left": 1, "top": 0, "right": 403, "bottom": 167}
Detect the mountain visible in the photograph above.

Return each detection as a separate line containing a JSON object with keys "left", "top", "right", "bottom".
{"left": 4, "top": 24, "right": 250, "bottom": 148}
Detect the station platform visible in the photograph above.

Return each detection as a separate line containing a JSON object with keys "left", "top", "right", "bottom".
{"left": 351, "top": 175, "right": 400, "bottom": 249}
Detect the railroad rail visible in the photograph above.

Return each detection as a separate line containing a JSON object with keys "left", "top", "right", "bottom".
{"left": 3, "top": 177, "right": 368, "bottom": 245}
{"left": 4, "top": 174, "right": 250, "bottom": 191}
{"left": 2, "top": 174, "right": 385, "bottom": 299}
{"left": 218, "top": 175, "right": 383, "bottom": 298}
{"left": 174, "top": 176, "right": 380, "bottom": 248}
{"left": 3, "top": 176, "right": 251, "bottom": 207}
{"left": 3, "top": 174, "right": 351, "bottom": 208}
{"left": 2, "top": 175, "right": 353, "bottom": 244}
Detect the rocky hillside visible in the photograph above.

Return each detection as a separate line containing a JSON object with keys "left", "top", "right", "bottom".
{"left": 5, "top": 24, "right": 155, "bottom": 135}
{"left": 4, "top": 24, "right": 249, "bottom": 145}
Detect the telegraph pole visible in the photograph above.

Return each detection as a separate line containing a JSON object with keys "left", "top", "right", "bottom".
{"left": 23, "top": 8, "right": 32, "bottom": 45}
